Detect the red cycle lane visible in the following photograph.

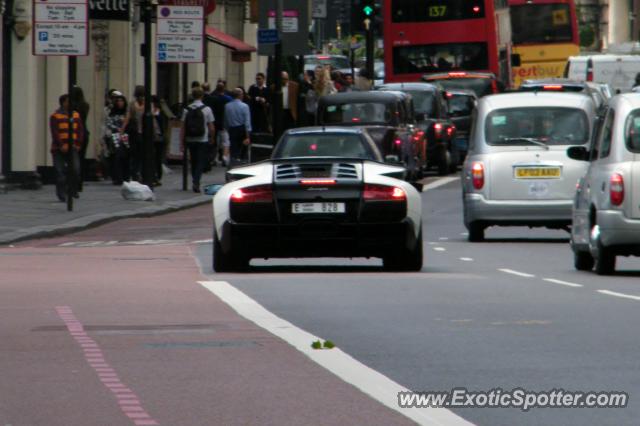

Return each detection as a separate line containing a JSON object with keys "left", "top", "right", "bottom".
{"left": 0, "top": 241, "right": 416, "bottom": 425}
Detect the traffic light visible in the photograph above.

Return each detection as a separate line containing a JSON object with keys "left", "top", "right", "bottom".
{"left": 361, "top": 0, "right": 378, "bottom": 20}
{"left": 351, "top": 0, "right": 379, "bottom": 33}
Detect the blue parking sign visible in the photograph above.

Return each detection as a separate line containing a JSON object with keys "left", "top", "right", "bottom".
{"left": 158, "top": 43, "right": 167, "bottom": 51}
{"left": 39, "top": 32, "right": 48, "bottom": 41}
{"left": 158, "top": 52, "right": 167, "bottom": 61}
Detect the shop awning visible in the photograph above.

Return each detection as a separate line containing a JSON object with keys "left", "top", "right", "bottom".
{"left": 206, "top": 27, "right": 256, "bottom": 53}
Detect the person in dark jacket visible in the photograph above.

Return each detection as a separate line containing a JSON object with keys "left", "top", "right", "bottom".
{"left": 70, "top": 86, "right": 90, "bottom": 190}
{"left": 248, "top": 73, "right": 271, "bottom": 134}
{"left": 204, "top": 81, "right": 233, "bottom": 166}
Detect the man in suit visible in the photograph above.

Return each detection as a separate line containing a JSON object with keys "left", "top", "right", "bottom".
{"left": 247, "top": 72, "right": 271, "bottom": 134}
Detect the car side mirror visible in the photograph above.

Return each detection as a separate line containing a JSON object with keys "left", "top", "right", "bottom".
{"left": 566, "top": 146, "right": 589, "bottom": 161}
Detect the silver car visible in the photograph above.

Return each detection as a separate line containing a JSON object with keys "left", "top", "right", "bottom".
{"left": 462, "top": 92, "right": 596, "bottom": 241}
{"left": 568, "top": 93, "right": 640, "bottom": 275}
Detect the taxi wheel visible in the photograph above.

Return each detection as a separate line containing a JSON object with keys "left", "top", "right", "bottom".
{"left": 573, "top": 250, "right": 595, "bottom": 271}
{"left": 467, "top": 222, "right": 485, "bottom": 242}
{"left": 594, "top": 241, "right": 615, "bottom": 276}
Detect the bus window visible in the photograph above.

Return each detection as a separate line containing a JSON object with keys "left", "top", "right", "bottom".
{"left": 510, "top": 4, "right": 573, "bottom": 44}
{"left": 393, "top": 43, "right": 489, "bottom": 75}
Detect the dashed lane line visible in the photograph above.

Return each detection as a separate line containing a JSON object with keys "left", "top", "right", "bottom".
{"left": 597, "top": 290, "right": 640, "bottom": 301}
{"left": 542, "top": 278, "right": 583, "bottom": 288}
{"left": 421, "top": 177, "right": 459, "bottom": 192}
{"left": 433, "top": 247, "right": 446, "bottom": 252}
{"left": 498, "top": 268, "right": 535, "bottom": 278}
{"left": 459, "top": 258, "right": 474, "bottom": 262}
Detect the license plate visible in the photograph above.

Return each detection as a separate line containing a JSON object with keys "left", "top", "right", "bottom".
{"left": 514, "top": 167, "right": 561, "bottom": 179}
{"left": 292, "top": 202, "right": 345, "bottom": 214}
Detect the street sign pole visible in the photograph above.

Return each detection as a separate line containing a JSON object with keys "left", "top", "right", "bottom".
{"left": 67, "top": 56, "right": 77, "bottom": 211}
{"left": 182, "top": 63, "right": 188, "bottom": 191}
{"left": 272, "top": 0, "right": 283, "bottom": 141}
{"left": 142, "top": 0, "right": 155, "bottom": 189}
{"left": 365, "top": 18, "right": 373, "bottom": 88}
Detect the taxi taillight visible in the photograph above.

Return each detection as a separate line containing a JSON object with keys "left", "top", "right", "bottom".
{"left": 610, "top": 173, "right": 624, "bottom": 206}
{"left": 472, "top": 162, "right": 484, "bottom": 190}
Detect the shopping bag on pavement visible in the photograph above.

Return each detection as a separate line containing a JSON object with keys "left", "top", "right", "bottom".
{"left": 121, "top": 181, "right": 156, "bottom": 201}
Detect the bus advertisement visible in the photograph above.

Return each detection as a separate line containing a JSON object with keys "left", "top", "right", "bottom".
{"left": 509, "top": 0, "right": 580, "bottom": 87}
{"left": 383, "top": 0, "right": 512, "bottom": 86}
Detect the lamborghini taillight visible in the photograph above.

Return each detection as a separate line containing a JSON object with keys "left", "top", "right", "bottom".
{"left": 363, "top": 184, "right": 406, "bottom": 201}
{"left": 230, "top": 185, "right": 273, "bottom": 203}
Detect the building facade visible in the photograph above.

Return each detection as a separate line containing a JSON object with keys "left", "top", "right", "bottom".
{"left": 0, "top": 0, "right": 259, "bottom": 186}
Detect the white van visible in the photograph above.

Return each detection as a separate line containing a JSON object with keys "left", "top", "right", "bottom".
{"left": 564, "top": 55, "right": 640, "bottom": 94}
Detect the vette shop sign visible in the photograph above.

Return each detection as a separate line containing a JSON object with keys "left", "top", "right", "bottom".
{"left": 89, "top": 0, "right": 129, "bottom": 20}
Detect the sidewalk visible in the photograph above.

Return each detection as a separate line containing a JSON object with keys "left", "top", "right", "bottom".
{"left": 0, "top": 165, "right": 226, "bottom": 245}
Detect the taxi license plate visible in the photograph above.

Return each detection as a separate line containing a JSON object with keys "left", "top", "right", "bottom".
{"left": 292, "top": 202, "right": 345, "bottom": 214}
{"left": 514, "top": 167, "right": 561, "bottom": 179}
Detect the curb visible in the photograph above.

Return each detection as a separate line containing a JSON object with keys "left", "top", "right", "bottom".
{"left": 0, "top": 196, "right": 211, "bottom": 246}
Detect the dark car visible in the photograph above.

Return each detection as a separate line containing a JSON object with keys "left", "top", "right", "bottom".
{"left": 378, "top": 82, "right": 458, "bottom": 175}
{"left": 422, "top": 71, "right": 503, "bottom": 97}
{"left": 316, "top": 91, "right": 426, "bottom": 180}
{"left": 444, "top": 88, "right": 478, "bottom": 163}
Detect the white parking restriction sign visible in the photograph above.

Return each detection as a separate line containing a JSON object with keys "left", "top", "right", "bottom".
{"left": 156, "top": 5, "right": 204, "bottom": 63}
{"left": 33, "top": 0, "right": 88, "bottom": 56}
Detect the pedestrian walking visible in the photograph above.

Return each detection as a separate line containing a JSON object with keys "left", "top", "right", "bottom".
{"left": 181, "top": 87, "right": 215, "bottom": 193}
{"left": 70, "top": 86, "right": 90, "bottom": 190}
{"left": 205, "top": 81, "right": 233, "bottom": 167}
{"left": 248, "top": 73, "right": 271, "bottom": 134}
{"left": 99, "top": 89, "right": 119, "bottom": 180}
{"left": 152, "top": 95, "right": 167, "bottom": 185}
{"left": 50, "top": 94, "right": 84, "bottom": 202}
{"left": 122, "top": 85, "right": 145, "bottom": 181}
{"left": 224, "top": 88, "right": 252, "bottom": 167}
{"left": 104, "top": 93, "right": 131, "bottom": 185}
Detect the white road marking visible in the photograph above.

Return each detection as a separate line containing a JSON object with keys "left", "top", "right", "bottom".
{"left": 438, "top": 237, "right": 449, "bottom": 241}
{"left": 422, "top": 177, "right": 459, "bottom": 192}
{"left": 428, "top": 242, "right": 438, "bottom": 245}
{"left": 498, "top": 268, "right": 535, "bottom": 278}
{"left": 542, "top": 278, "right": 583, "bottom": 288}
{"left": 199, "top": 280, "right": 474, "bottom": 426}
{"left": 459, "top": 257, "right": 474, "bottom": 262}
{"left": 597, "top": 290, "right": 640, "bottom": 301}
{"left": 59, "top": 242, "right": 76, "bottom": 247}
{"left": 433, "top": 247, "right": 446, "bottom": 252}
{"left": 460, "top": 232, "right": 469, "bottom": 237}
{"left": 192, "top": 239, "right": 213, "bottom": 244}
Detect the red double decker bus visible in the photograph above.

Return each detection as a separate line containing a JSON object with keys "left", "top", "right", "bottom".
{"left": 383, "top": 0, "right": 512, "bottom": 86}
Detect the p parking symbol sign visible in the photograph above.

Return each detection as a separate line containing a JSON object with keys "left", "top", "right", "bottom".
{"left": 39, "top": 32, "right": 48, "bottom": 41}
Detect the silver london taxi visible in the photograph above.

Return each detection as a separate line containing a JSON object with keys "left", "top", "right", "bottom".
{"left": 462, "top": 92, "right": 596, "bottom": 241}
{"left": 568, "top": 93, "right": 640, "bottom": 275}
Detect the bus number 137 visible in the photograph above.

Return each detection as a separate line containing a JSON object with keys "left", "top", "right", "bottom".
{"left": 428, "top": 5, "right": 447, "bottom": 17}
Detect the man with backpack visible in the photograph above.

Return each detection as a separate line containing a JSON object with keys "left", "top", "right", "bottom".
{"left": 181, "top": 87, "right": 215, "bottom": 193}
